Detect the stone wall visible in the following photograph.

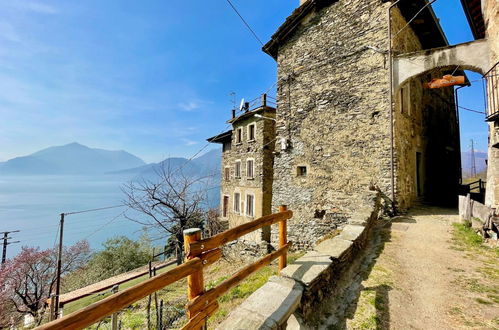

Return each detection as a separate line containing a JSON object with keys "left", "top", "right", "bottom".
{"left": 270, "top": 0, "right": 456, "bottom": 245}
{"left": 217, "top": 190, "right": 382, "bottom": 329}
{"left": 272, "top": 0, "right": 393, "bottom": 250}
{"left": 484, "top": 0, "right": 499, "bottom": 208}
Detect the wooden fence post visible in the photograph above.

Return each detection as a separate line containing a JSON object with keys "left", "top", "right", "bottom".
{"left": 183, "top": 228, "right": 205, "bottom": 327}
{"left": 111, "top": 285, "right": 119, "bottom": 330}
{"left": 278, "top": 205, "right": 288, "bottom": 271}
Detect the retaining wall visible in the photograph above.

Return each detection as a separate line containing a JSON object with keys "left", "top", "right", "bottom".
{"left": 216, "top": 190, "right": 382, "bottom": 329}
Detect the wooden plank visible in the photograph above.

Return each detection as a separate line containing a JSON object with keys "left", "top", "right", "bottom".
{"left": 36, "top": 258, "right": 202, "bottom": 330}
{"left": 187, "top": 211, "right": 293, "bottom": 257}
{"left": 181, "top": 300, "right": 218, "bottom": 330}
{"left": 200, "top": 248, "right": 222, "bottom": 267}
{"left": 186, "top": 243, "right": 292, "bottom": 317}
{"left": 59, "top": 259, "right": 176, "bottom": 305}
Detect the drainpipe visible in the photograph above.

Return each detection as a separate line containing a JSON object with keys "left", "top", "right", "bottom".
{"left": 387, "top": 0, "right": 403, "bottom": 205}
{"left": 455, "top": 85, "right": 468, "bottom": 185}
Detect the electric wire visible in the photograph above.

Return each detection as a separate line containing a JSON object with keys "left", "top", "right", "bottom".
{"left": 224, "top": 0, "right": 264, "bottom": 46}
{"left": 392, "top": 0, "right": 439, "bottom": 40}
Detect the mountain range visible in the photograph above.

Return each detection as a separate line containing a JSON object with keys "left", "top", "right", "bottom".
{"left": 0, "top": 143, "right": 221, "bottom": 177}
{"left": 461, "top": 150, "right": 487, "bottom": 177}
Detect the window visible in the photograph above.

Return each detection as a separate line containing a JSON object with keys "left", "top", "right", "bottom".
{"left": 399, "top": 86, "right": 411, "bottom": 116}
{"left": 235, "top": 160, "right": 241, "bottom": 178}
{"left": 224, "top": 167, "right": 230, "bottom": 181}
{"left": 297, "top": 166, "right": 307, "bottom": 177}
{"left": 246, "top": 194, "right": 254, "bottom": 217}
{"left": 222, "top": 196, "right": 229, "bottom": 218}
{"left": 247, "top": 159, "right": 254, "bottom": 179}
{"left": 234, "top": 192, "right": 240, "bottom": 214}
{"left": 248, "top": 124, "right": 255, "bottom": 141}
{"left": 236, "top": 128, "right": 242, "bottom": 144}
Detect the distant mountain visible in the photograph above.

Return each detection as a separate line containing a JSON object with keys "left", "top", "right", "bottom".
{"left": 0, "top": 143, "right": 146, "bottom": 175}
{"left": 461, "top": 150, "right": 487, "bottom": 177}
{"left": 111, "top": 148, "right": 221, "bottom": 179}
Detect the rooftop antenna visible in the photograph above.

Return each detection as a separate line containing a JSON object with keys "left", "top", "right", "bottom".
{"left": 239, "top": 98, "right": 245, "bottom": 112}
{"left": 229, "top": 92, "right": 236, "bottom": 110}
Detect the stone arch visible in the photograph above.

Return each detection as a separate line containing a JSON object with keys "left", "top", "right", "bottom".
{"left": 393, "top": 39, "right": 490, "bottom": 89}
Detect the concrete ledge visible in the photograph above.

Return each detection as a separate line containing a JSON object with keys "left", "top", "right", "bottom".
{"left": 337, "top": 225, "right": 365, "bottom": 242}
{"left": 314, "top": 237, "right": 353, "bottom": 260}
{"left": 216, "top": 277, "right": 303, "bottom": 330}
{"left": 280, "top": 251, "right": 332, "bottom": 286}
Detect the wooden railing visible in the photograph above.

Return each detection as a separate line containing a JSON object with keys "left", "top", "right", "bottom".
{"left": 466, "top": 179, "right": 486, "bottom": 194}
{"left": 36, "top": 205, "right": 293, "bottom": 330}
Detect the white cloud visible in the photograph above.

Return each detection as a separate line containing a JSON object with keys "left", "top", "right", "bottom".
{"left": 182, "top": 139, "right": 198, "bottom": 146}
{"left": 178, "top": 100, "right": 213, "bottom": 112}
{"left": 13, "top": 1, "right": 59, "bottom": 15}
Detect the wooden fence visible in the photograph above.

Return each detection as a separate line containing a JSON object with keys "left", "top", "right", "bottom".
{"left": 36, "top": 205, "right": 293, "bottom": 330}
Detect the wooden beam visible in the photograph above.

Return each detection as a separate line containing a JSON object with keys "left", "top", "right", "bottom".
{"left": 181, "top": 301, "right": 219, "bottom": 330}
{"left": 186, "top": 243, "right": 292, "bottom": 316}
{"left": 36, "top": 258, "right": 202, "bottom": 330}
{"left": 186, "top": 211, "right": 293, "bottom": 258}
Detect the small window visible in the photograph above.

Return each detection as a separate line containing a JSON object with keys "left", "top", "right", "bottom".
{"left": 247, "top": 159, "right": 254, "bottom": 179}
{"left": 224, "top": 167, "right": 230, "bottom": 181}
{"left": 297, "top": 166, "right": 307, "bottom": 177}
{"left": 235, "top": 161, "right": 241, "bottom": 178}
{"left": 248, "top": 124, "right": 255, "bottom": 141}
{"left": 236, "top": 128, "right": 242, "bottom": 144}
{"left": 222, "top": 196, "right": 229, "bottom": 218}
{"left": 246, "top": 194, "right": 254, "bottom": 217}
{"left": 234, "top": 192, "right": 240, "bottom": 214}
{"left": 399, "top": 86, "right": 411, "bottom": 116}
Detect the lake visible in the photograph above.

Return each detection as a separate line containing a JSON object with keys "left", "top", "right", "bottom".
{"left": 0, "top": 175, "right": 168, "bottom": 259}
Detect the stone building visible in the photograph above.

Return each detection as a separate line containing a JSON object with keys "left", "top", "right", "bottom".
{"left": 261, "top": 0, "right": 463, "bottom": 248}
{"left": 207, "top": 100, "right": 276, "bottom": 242}
{"left": 208, "top": 0, "right": 498, "bottom": 248}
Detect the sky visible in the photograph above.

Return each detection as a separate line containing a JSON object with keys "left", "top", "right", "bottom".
{"left": 0, "top": 0, "right": 489, "bottom": 163}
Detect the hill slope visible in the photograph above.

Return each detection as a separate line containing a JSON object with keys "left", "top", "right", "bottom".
{"left": 0, "top": 143, "right": 146, "bottom": 175}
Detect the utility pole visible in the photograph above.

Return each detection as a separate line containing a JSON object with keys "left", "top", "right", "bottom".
{"left": 470, "top": 139, "right": 477, "bottom": 177}
{"left": 1, "top": 230, "right": 20, "bottom": 264}
{"left": 53, "top": 213, "right": 65, "bottom": 319}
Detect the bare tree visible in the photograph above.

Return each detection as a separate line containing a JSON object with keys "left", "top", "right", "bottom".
{"left": 122, "top": 162, "right": 215, "bottom": 265}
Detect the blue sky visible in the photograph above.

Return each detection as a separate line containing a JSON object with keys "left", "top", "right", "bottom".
{"left": 0, "top": 0, "right": 488, "bottom": 163}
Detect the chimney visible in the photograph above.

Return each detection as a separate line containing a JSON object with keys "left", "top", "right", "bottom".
{"left": 232, "top": 109, "right": 236, "bottom": 118}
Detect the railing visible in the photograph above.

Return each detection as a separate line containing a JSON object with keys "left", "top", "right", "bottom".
{"left": 466, "top": 179, "right": 486, "bottom": 194}
{"left": 485, "top": 62, "right": 499, "bottom": 121}
{"left": 36, "top": 205, "right": 293, "bottom": 330}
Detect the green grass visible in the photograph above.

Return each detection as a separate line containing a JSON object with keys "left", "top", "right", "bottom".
{"left": 63, "top": 263, "right": 176, "bottom": 314}
{"left": 451, "top": 223, "right": 483, "bottom": 248}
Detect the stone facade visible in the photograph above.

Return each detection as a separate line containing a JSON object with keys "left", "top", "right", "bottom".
{"left": 208, "top": 105, "right": 276, "bottom": 242}
{"left": 265, "top": 0, "right": 459, "bottom": 247}
{"left": 484, "top": 0, "right": 499, "bottom": 208}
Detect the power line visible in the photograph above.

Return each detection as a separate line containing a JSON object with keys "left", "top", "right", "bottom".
{"left": 392, "top": 0, "right": 439, "bottom": 40}
{"left": 224, "top": 0, "right": 264, "bottom": 46}
{"left": 64, "top": 204, "right": 126, "bottom": 216}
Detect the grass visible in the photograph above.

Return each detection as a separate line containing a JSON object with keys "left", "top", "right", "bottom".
{"left": 63, "top": 263, "right": 177, "bottom": 315}
{"left": 61, "top": 252, "right": 305, "bottom": 328}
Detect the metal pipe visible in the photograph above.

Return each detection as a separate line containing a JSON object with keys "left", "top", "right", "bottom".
{"left": 455, "top": 85, "right": 467, "bottom": 184}
{"left": 387, "top": 0, "right": 403, "bottom": 206}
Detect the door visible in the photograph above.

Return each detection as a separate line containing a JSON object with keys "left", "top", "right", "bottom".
{"left": 416, "top": 152, "right": 423, "bottom": 197}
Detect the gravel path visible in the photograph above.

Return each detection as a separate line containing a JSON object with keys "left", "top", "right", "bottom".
{"left": 320, "top": 206, "right": 499, "bottom": 330}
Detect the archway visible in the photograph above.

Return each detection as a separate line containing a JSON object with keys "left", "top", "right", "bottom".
{"left": 393, "top": 65, "right": 487, "bottom": 209}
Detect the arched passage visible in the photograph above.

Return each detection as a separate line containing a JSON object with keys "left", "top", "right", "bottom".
{"left": 393, "top": 65, "right": 486, "bottom": 209}
{"left": 393, "top": 39, "right": 489, "bottom": 90}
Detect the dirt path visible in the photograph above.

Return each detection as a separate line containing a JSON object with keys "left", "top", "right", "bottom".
{"left": 321, "top": 206, "right": 499, "bottom": 329}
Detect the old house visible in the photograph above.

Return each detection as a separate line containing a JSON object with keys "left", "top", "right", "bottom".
{"left": 264, "top": 0, "right": 463, "bottom": 248}
{"left": 208, "top": 0, "right": 497, "bottom": 248}
{"left": 207, "top": 98, "right": 276, "bottom": 242}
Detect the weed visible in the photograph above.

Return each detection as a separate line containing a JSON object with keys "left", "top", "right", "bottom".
{"left": 475, "top": 297, "right": 493, "bottom": 305}
{"left": 452, "top": 223, "right": 483, "bottom": 248}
